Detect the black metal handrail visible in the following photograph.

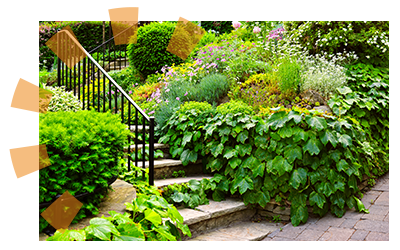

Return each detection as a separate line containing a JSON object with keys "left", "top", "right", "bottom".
{"left": 56, "top": 29, "right": 155, "bottom": 185}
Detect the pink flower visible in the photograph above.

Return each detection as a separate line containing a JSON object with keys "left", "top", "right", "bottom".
{"left": 221, "top": 59, "right": 226, "bottom": 62}
{"left": 232, "top": 21, "right": 241, "bottom": 29}
{"left": 253, "top": 26, "right": 261, "bottom": 34}
{"left": 176, "top": 97, "right": 180, "bottom": 101}
{"left": 184, "top": 92, "right": 188, "bottom": 96}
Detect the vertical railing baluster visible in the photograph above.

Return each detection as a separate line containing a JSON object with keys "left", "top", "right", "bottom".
{"left": 142, "top": 115, "right": 145, "bottom": 179}
{"left": 128, "top": 103, "right": 131, "bottom": 172}
{"left": 78, "top": 61, "right": 81, "bottom": 101}
{"left": 114, "top": 85, "right": 118, "bottom": 115}
{"left": 92, "top": 62, "right": 95, "bottom": 110}
{"left": 135, "top": 109, "right": 138, "bottom": 175}
{"left": 149, "top": 117, "right": 155, "bottom": 186}
{"left": 82, "top": 57, "right": 86, "bottom": 110}
{"left": 87, "top": 59, "right": 90, "bottom": 109}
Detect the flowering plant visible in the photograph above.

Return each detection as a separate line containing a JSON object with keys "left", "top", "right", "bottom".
{"left": 232, "top": 21, "right": 241, "bottom": 29}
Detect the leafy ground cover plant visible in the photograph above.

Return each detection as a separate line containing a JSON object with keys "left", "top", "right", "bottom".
{"left": 160, "top": 100, "right": 375, "bottom": 226}
{"left": 162, "top": 179, "right": 211, "bottom": 208}
{"left": 46, "top": 181, "right": 191, "bottom": 241}
{"left": 159, "top": 101, "right": 214, "bottom": 165}
{"left": 328, "top": 63, "right": 389, "bottom": 178}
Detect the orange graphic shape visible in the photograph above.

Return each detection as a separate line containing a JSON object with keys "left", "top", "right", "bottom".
{"left": 111, "top": 21, "right": 138, "bottom": 45}
{"left": 109, "top": 7, "right": 139, "bottom": 45}
{"left": 167, "top": 17, "right": 206, "bottom": 60}
{"left": 46, "top": 26, "right": 86, "bottom": 69}
{"left": 39, "top": 144, "right": 51, "bottom": 171}
{"left": 11, "top": 79, "right": 39, "bottom": 113}
{"left": 41, "top": 191, "right": 83, "bottom": 230}
{"left": 39, "top": 87, "right": 53, "bottom": 113}
{"left": 10, "top": 144, "right": 51, "bottom": 178}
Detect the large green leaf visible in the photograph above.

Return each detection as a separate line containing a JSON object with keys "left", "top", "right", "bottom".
{"left": 305, "top": 115, "right": 327, "bottom": 131}
{"left": 278, "top": 125, "right": 293, "bottom": 138}
{"left": 182, "top": 131, "right": 193, "bottom": 148}
{"left": 232, "top": 176, "right": 253, "bottom": 195}
{"left": 237, "top": 130, "right": 249, "bottom": 144}
{"left": 208, "top": 157, "right": 224, "bottom": 171}
{"left": 320, "top": 130, "right": 338, "bottom": 147}
{"left": 252, "top": 162, "right": 266, "bottom": 178}
{"left": 235, "top": 144, "right": 252, "bottom": 157}
{"left": 290, "top": 205, "right": 308, "bottom": 227}
{"left": 289, "top": 168, "right": 308, "bottom": 189}
{"left": 284, "top": 145, "right": 303, "bottom": 164}
{"left": 223, "top": 146, "right": 238, "bottom": 159}
{"left": 47, "top": 229, "right": 86, "bottom": 241}
{"left": 211, "top": 143, "right": 224, "bottom": 158}
{"left": 144, "top": 209, "right": 162, "bottom": 226}
{"left": 181, "top": 149, "right": 198, "bottom": 166}
{"left": 309, "top": 191, "right": 326, "bottom": 209}
{"left": 254, "top": 135, "right": 269, "bottom": 149}
{"left": 266, "top": 155, "right": 292, "bottom": 176}
{"left": 85, "top": 218, "right": 119, "bottom": 241}
{"left": 303, "top": 138, "right": 321, "bottom": 156}
{"left": 354, "top": 196, "right": 369, "bottom": 213}
{"left": 288, "top": 110, "right": 303, "bottom": 124}
{"left": 228, "top": 157, "right": 242, "bottom": 169}
{"left": 337, "top": 159, "right": 349, "bottom": 173}
{"left": 337, "top": 133, "right": 352, "bottom": 148}
{"left": 266, "top": 111, "right": 289, "bottom": 130}
{"left": 242, "top": 155, "right": 259, "bottom": 170}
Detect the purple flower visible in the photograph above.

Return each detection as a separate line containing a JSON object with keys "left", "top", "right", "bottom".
{"left": 129, "top": 90, "right": 132, "bottom": 94}
{"left": 216, "top": 58, "right": 219, "bottom": 60}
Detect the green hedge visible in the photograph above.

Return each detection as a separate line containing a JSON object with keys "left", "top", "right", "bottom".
{"left": 127, "top": 22, "right": 184, "bottom": 78}
{"left": 160, "top": 103, "right": 378, "bottom": 226}
{"left": 39, "top": 110, "right": 131, "bottom": 232}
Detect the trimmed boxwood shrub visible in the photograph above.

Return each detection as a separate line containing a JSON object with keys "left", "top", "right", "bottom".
{"left": 39, "top": 110, "right": 131, "bottom": 232}
{"left": 127, "top": 22, "right": 184, "bottom": 78}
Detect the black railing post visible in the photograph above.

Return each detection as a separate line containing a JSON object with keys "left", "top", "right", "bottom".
{"left": 149, "top": 117, "right": 155, "bottom": 186}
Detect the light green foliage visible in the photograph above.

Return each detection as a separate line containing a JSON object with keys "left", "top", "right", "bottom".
{"left": 277, "top": 57, "right": 302, "bottom": 96}
{"left": 162, "top": 179, "right": 211, "bottom": 208}
{"left": 216, "top": 100, "right": 254, "bottom": 116}
{"left": 42, "top": 85, "right": 82, "bottom": 112}
{"left": 196, "top": 73, "right": 229, "bottom": 105}
{"left": 47, "top": 181, "right": 191, "bottom": 241}
{"left": 107, "top": 66, "right": 144, "bottom": 90}
{"left": 39, "top": 110, "right": 131, "bottom": 232}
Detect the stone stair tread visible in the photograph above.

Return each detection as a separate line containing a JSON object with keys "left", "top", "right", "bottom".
{"left": 178, "top": 198, "right": 247, "bottom": 226}
{"left": 134, "top": 159, "right": 201, "bottom": 169}
{"left": 124, "top": 143, "right": 169, "bottom": 151}
{"left": 187, "top": 221, "right": 281, "bottom": 241}
{"left": 154, "top": 175, "right": 213, "bottom": 187}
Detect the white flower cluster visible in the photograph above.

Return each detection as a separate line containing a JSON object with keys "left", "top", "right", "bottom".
{"left": 43, "top": 85, "right": 83, "bottom": 112}
{"left": 299, "top": 54, "right": 348, "bottom": 98}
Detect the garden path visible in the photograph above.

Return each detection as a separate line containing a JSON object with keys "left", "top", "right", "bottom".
{"left": 261, "top": 172, "right": 389, "bottom": 241}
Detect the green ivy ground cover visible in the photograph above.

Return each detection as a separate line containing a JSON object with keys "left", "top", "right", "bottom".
{"left": 160, "top": 104, "right": 375, "bottom": 226}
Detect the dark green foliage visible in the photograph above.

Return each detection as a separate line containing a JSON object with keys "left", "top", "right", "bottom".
{"left": 39, "top": 21, "right": 120, "bottom": 70}
{"left": 107, "top": 66, "right": 144, "bottom": 90}
{"left": 328, "top": 63, "right": 389, "bottom": 177}
{"left": 160, "top": 104, "right": 376, "bottom": 226}
{"left": 127, "top": 22, "right": 184, "bottom": 78}
{"left": 39, "top": 110, "right": 131, "bottom": 231}
{"left": 200, "top": 21, "right": 234, "bottom": 35}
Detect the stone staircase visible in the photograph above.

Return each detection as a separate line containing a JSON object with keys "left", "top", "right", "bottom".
{"left": 39, "top": 125, "right": 282, "bottom": 241}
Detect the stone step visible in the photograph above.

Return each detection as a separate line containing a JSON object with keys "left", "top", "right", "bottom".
{"left": 187, "top": 220, "right": 282, "bottom": 241}
{"left": 124, "top": 143, "right": 169, "bottom": 152}
{"left": 178, "top": 198, "right": 259, "bottom": 240}
{"left": 127, "top": 159, "right": 204, "bottom": 179}
{"left": 39, "top": 179, "right": 136, "bottom": 241}
{"left": 154, "top": 175, "right": 213, "bottom": 188}
{"left": 128, "top": 125, "right": 149, "bottom": 132}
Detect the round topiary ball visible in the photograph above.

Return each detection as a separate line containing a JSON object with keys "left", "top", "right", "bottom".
{"left": 127, "top": 22, "right": 184, "bottom": 78}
